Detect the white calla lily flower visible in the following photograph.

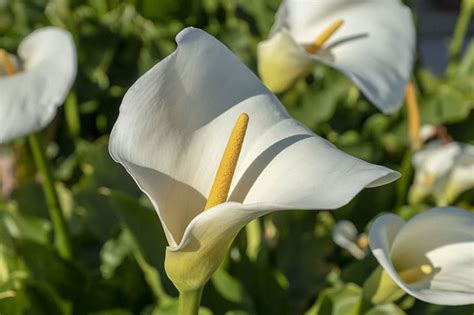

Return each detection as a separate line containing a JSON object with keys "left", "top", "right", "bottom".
{"left": 109, "top": 27, "right": 399, "bottom": 291}
{"left": 257, "top": 0, "right": 415, "bottom": 113}
{"left": 369, "top": 207, "right": 474, "bottom": 305}
{"left": 332, "top": 220, "right": 368, "bottom": 260}
{"left": 410, "top": 141, "right": 474, "bottom": 205}
{"left": 0, "top": 27, "right": 77, "bottom": 144}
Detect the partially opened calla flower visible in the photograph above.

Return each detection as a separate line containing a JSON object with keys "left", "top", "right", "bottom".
{"left": 368, "top": 207, "right": 474, "bottom": 305}
{"left": 332, "top": 220, "right": 368, "bottom": 260}
{"left": 257, "top": 0, "right": 415, "bottom": 113}
{"left": 0, "top": 27, "right": 77, "bottom": 144}
{"left": 409, "top": 141, "right": 474, "bottom": 205}
{"left": 109, "top": 27, "right": 399, "bottom": 293}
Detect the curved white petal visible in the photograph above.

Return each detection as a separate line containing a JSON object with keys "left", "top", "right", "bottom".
{"left": 370, "top": 208, "right": 474, "bottom": 305}
{"left": 368, "top": 213, "right": 406, "bottom": 300}
{"left": 270, "top": 0, "right": 415, "bottom": 113}
{"left": 109, "top": 27, "right": 399, "bottom": 248}
{"left": 412, "top": 142, "right": 460, "bottom": 174}
{"left": 332, "top": 220, "right": 366, "bottom": 259}
{"left": 0, "top": 27, "right": 77, "bottom": 144}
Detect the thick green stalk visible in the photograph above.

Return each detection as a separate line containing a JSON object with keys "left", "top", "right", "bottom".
{"left": 449, "top": 0, "right": 474, "bottom": 61}
{"left": 28, "top": 133, "right": 73, "bottom": 260}
{"left": 177, "top": 288, "right": 203, "bottom": 315}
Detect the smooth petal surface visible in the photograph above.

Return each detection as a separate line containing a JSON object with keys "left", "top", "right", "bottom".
{"left": 0, "top": 27, "right": 77, "bottom": 144}
{"left": 370, "top": 208, "right": 474, "bottom": 305}
{"left": 269, "top": 0, "right": 415, "bottom": 113}
{"left": 110, "top": 27, "right": 399, "bottom": 249}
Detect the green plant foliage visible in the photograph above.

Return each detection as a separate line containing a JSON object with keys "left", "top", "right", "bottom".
{"left": 0, "top": 0, "right": 473, "bottom": 314}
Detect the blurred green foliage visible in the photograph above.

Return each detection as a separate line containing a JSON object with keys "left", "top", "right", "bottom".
{"left": 0, "top": 0, "right": 473, "bottom": 314}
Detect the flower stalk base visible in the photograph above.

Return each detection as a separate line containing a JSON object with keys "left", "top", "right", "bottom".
{"left": 177, "top": 287, "right": 204, "bottom": 315}
{"left": 28, "top": 133, "right": 73, "bottom": 260}
{"left": 363, "top": 266, "right": 405, "bottom": 304}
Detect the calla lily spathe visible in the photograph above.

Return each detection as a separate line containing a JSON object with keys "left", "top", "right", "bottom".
{"left": 109, "top": 27, "right": 399, "bottom": 291}
{"left": 0, "top": 27, "right": 77, "bottom": 144}
{"left": 410, "top": 141, "right": 474, "bottom": 205}
{"left": 369, "top": 207, "right": 474, "bottom": 305}
{"left": 257, "top": 0, "right": 415, "bottom": 113}
{"left": 332, "top": 220, "right": 368, "bottom": 260}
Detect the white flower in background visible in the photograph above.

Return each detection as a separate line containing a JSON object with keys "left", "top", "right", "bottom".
{"left": 0, "top": 27, "right": 77, "bottom": 144}
{"left": 419, "top": 124, "right": 437, "bottom": 144}
{"left": 409, "top": 141, "right": 474, "bottom": 205}
{"left": 332, "top": 220, "right": 368, "bottom": 260}
{"left": 109, "top": 27, "right": 399, "bottom": 292}
{"left": 257, "top": 0, "right": 415, "bottom": 113}
{"left": 369, "top": 207, "right": 474, "bottom": 305}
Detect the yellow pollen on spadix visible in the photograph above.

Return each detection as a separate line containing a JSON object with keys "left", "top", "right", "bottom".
{"left": 356, "top": 234, "right": 369, "bottom": 250}
{"left": 0, "top": 49, "right": 17, "bottom": 76}
{"left": 305, "top": 19, "right": 344, "bottom": 54}
{"left": 398, "top": 264, "right": 433, "bottom": 284}
{"left": 204, "top": 113, "right": 249, "bottom": 211}
{"left": 406, "top": 82, "right": 421, "bottom": 151}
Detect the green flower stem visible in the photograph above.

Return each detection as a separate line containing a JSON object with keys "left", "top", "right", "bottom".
{"left": 396, "top": 150, "right": 413, "bottom": 207}
{"left": 28, "top": 133, "right": 73, "bottom": 260}
{"left": 177, "top": 288, "right": 203, "bottom": 315}
{"left": 65, "top": 92, "right": 81, "bottom": 138}
{"left": 449, "top": 0, "right": 474, "bottom": 61}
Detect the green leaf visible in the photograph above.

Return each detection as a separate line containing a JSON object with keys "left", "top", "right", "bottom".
{"left": 366, "top": 304, "right": 406, "bottom": 315}
{"left": 211, "top": 266, "right": 246, "bottom": 304}
{"left": 108, "top": 191, "right": 173, "bottom": 302}
{"left": 14, "top": 240, "right": 87, "bottom": 303}
{"left": 100, "top": 230, "right": 134, "bottom": 279}
{"left": 78, "top": 138, "right": 140, "bottom": 197}
{"left": 0, "top": 208, "right": 51, "bottom": 245}
{"left": 24, "top": 281, "right": 73, "bottom": 315}
{"left": 305, "top": 283, "right": 362, "bottom": 315}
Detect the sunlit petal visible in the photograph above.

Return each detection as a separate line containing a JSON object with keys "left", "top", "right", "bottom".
{"left": 0, "top": 27, "right": 77, "bottom": 143}
{"left": 262, "top": 0, "right": 415, "bottom": 112}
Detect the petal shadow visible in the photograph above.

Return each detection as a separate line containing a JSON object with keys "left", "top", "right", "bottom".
{"left": 229, "top": 134, "right": 313, "bottom": 202}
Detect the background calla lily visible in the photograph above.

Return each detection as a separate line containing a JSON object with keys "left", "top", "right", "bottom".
{"left": 369, "top": 207, "right": 474, "bottom": 305}
{"left": 0, "top": 27, "right": 77, "bottom": 144}
{"left": 257, "top": 0, "right": 415, "bottom": 113}
{"left": 332, "top": 220, "right": 368, "bottom": 260}
{"left": 409, "top": 141, "right": 474, "bottom": 205}
{"left": 109, "top": 27, "right": 399, "bottom": 291}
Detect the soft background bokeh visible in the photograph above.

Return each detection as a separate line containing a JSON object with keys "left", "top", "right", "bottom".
{"left": 0, "top": 0, "right": 473, "bottom": 314}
